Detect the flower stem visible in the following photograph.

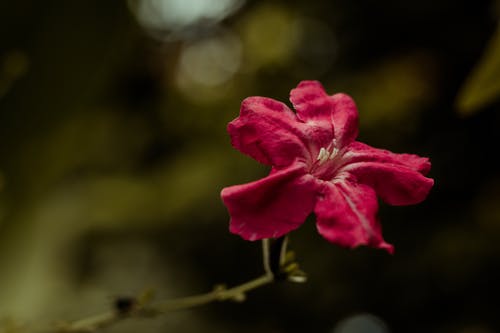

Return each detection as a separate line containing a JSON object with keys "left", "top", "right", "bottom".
{"left": 47, "top": 236, "right": 304, "bottom": 333}
{"left": 155, "top": 273, "right": 273, "bottom": 312}
{"left": 55, "top": 274, "right": 273, "bottom": 333}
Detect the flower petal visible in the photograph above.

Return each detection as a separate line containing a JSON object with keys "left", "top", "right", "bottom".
{"left": 289, "top": 80, "right": 359, "bottom": 147}
{"left": 343, "top": 141, "right": 431, "bottom": 175}
{"left": 228, "top": 97, "right": 311, "bottom": 167}
{"left": 330, "top": 93, "right": 359, "bottom": 146}
{"left": 314, "top": 181, "right": 394, "bottom": 253}
{"left": 221, "top": 162, "right": 317, "bottom": 241}
{"left": 342, "top": 160, "right": 434, "bottom": 206}
{"left": 290, "top": 81, "right": 332, "bottom": 121}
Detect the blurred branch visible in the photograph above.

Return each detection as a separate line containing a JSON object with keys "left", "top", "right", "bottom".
{"left": 41, "top": 236, "right": 306, "bottom": 333}
{"left": 52, "top": 274, "right": 273, "bottom": 333}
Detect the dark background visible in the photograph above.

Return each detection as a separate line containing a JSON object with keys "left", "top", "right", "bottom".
{"left": 0, "top": 1, "right": 499, "bottom": 332}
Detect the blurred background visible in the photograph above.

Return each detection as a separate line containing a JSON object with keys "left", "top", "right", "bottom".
{"left": 0, "top": 0, "right": 499, "bottom": 332}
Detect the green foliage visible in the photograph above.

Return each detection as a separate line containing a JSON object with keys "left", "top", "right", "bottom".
{"left": 456, "top": 21, "right": 500, "bottom": 115}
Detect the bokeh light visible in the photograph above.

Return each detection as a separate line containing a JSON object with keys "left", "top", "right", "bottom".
{"left": 177, "top": 30, "right": 242, "bottom": 87}
{"left": 129, "top": 0, "right": 245, "bottom": 40}
{"left": 238, "top": 4, "right": 298, "bottom": 69}
{"left": 333, "top": 314, "right": 389, "bottom": 333}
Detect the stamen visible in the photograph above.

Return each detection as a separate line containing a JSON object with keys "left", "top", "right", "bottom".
{"left": 329, "top": 139, "right": 339, "bottom": 160}
{"left": 316, "top": 147, "right": 330, "bottom": 164}
{"left": 329, "top": 147, "right": 339, "bottom": 160}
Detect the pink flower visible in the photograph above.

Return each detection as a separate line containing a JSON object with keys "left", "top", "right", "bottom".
{"left": 221, "top": 81, "right": 434, "bottom": 253}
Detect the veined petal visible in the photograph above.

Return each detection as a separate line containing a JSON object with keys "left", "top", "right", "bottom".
{"left": 342, "top": 161, "right": 434, "bottom": 206}
{"left": 289, "top": 81, "right": 359, "bottom": 147}
{"left": 221, "top": 162, "right": 317, "bottom": 241}
{"left": 228, "top": 97, "right": 311, "bottom": 167}
{"left": 290, "top": 81, "right": 332, "bottom": 121}
{"left": 314, "top": 181, "right": 394, "bottom": 253}
{"left": 343, "top": 141, "right": 431, "bottom": 174}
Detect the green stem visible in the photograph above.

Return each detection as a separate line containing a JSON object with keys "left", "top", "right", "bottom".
{"left": 155, "top": 273, "right": 273, "bottom": 312}
{"left": 49, "top": 236, "right": 298, "bottom": 333}
{"left": 54, "top": 274, "right": 274, "bottom": 332}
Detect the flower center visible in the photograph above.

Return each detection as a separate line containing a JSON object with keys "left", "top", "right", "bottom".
{"left": 309, "top": 139, "right": 345, "bottom": 181}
